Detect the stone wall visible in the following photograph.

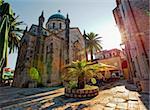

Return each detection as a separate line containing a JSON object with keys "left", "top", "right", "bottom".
{"left": 50, "top": 35, "right": 64, "bottom": 86}
{"left": 13, "top": 33, "right": 37, "bottom": 87}
{"left": 113, "top": 0, "right": 149, "bottom": 78}
{"left": 113, "top": 0, "right": 149, "bottom": 92}
{"left": 69, "top": 28, "right": 85, "bottom": 62}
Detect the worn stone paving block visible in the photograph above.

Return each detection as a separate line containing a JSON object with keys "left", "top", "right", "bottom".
{"left": 113, "top": 93, "right": 129, "bottom": 100}
{"left": 113, "top": 93, "right": 123, "bottom": 98}
{"left": 106, "top": 103, "right": 116, "bottom": 108}
{"left": 90, "top": 104, "right": 104, "bottom": 110}
{"left": 110, "top": 98, "right": 126, "bottom": 103}
{"left": 128, "top": 92, "right": 138, "bottom": 101}
{"left": 104, "top": 107, "right": 115, "bottom": 110}
{"left": 128, "top": 100, "right": 139, "bottom": 109}
{"left": 100, "top": 97, "right": 110, "bottom": 105}
{"left": 127, "top": 108, "right": 140, "bottom": 110}
{"left": 116, "top": 102, "right": 127, "bottom": 109}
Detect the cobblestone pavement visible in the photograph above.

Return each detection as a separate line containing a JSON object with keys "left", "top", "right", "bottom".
{"left": 0, "top": 80, "right": 149, "bottom": 110}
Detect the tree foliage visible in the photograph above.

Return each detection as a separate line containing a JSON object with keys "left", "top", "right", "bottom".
{"left": 84, "top": 32, "right": 103, "bottom": 61}
{"left": 8, "top": 15, "right": 24, "bottom": 53}
{"left": 0, "top": 1, "right": 23, "bottom": 83}
{"left": 0, "top": 1, "right": 23, "bottom": 68}
{"left": 0, "top": 2, "right": 13, "bottom": 58}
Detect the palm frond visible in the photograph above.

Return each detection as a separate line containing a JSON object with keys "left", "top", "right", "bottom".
{"left": 8, "top": 15, "right": 24, "bottom": 53}
{"left": 85, "top": 32, "right": 103, "bottom": 58}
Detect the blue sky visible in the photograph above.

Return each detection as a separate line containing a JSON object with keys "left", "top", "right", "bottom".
{"left": 7, "top": 0, "right": 121, "bottom": 69}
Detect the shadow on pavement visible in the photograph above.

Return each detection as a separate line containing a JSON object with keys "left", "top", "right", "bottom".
{"left": 99, "top": 80, "right": 125, "bottom": 90}
{"left": 138, "top": 93, "right": 149, "bottom": 109}
{"left": 65, "top": 104, "right": 88, "bottom": 110}
{"left": 46, "top": 95, "right": 93, "bottom": 109}
{"left": 125, "top": 82, "right": 137, "bottom": 91}
{"left": 0, "top": 86, "right": 63, "bottom": 108}
{"left": 103, "top": 79, "right": 137, "bottom": 92}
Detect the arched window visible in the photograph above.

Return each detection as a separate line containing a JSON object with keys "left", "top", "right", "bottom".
{"left": 100, "top": 55, "right": 104, "bottom": 59}
{"left": 53, "top": 23, "right": 55, "bottom": 29}
{"left": 112, "top": 52, "right": 117, "bottom": 57}
{"left": 59, "top": 23, "right": 62, "bottom": 29}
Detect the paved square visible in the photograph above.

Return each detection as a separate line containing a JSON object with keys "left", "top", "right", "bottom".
{"left": 0, "top": 80, "right": 149, "bottom": 110}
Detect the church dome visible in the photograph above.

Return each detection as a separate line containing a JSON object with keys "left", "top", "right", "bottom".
{"left": 49, "top": 13, "right": 65, "bottom": 20}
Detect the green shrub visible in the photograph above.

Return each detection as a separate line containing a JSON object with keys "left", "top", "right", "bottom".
{"left": 29, "top": 67, "right": 41, "bottom": 83}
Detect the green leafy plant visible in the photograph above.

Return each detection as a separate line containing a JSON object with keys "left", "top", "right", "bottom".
{"left": 62, "top": 60, "right": 99, "bottom": 89}
{"left": 29, "top": 67, "right": 41, "bottom": 83}
{"left": 84, "top": 84, "right": 98, "bottom": 90}
{"left": 91, "top": 78, "right": 96, "bottom": 84}
{"left": 67, "top": 80, "right": 77, "bottom": 89}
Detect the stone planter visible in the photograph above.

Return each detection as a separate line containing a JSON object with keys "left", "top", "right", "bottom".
{"left": 65, "top": 86, "right": 99, "bottom": 98}
{"left": 140, "top": 80, "right": 149, "bottom": 93}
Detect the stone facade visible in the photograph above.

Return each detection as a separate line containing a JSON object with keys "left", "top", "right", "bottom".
{"left": 13, "top": 11, "right": 85, "bottom": 87}
{"left": 113, "top": 0, "right": 149, "bottom": 92}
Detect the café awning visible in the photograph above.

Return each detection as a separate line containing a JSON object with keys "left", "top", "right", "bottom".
{"left": 98, "top": 63, "right": 118, "bottom": 71}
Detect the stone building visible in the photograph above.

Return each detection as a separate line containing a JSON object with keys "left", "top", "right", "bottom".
{"left": 13, "top": 11, "right": 85, "bottom": 87}
{"left": 113, "top": 0, "right": 149, "bottom": 92}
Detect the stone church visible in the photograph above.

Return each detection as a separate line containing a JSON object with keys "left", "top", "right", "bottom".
{"left": 13, "top": 11, "right": 85, "bottom": 87}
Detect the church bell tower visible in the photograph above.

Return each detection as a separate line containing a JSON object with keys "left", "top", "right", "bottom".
{"left": 38, "top": 11, "right": 45, "bottom": 34}
{"left": 65, "top": 13, "right": 70, "bottom": 64}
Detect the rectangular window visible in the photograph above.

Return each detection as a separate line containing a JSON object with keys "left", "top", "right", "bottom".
{"left": 59, "top": 23, "right": 62, "bottom": 29}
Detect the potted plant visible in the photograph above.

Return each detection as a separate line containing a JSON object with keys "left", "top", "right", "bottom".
{"left": 62, "top": 60, "right": 100, "bottom": 98}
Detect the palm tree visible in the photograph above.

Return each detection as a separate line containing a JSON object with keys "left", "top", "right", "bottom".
{"left": 0, "top": 0, "right": 3, "bottom": 5}
{"left": 8, "top": 15, "right": 24, "bottom": 54}
{"left": 86, "top": 32, "right": 103, "bottom": 62}
{"left": 0, "top": 2, "right": 14, "bottom": 83}
{"left": 62, "top": 60, "right": 99, "bottom": 89}
{"left": 0, "top": 1, "right": 23, "bottom": 84}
